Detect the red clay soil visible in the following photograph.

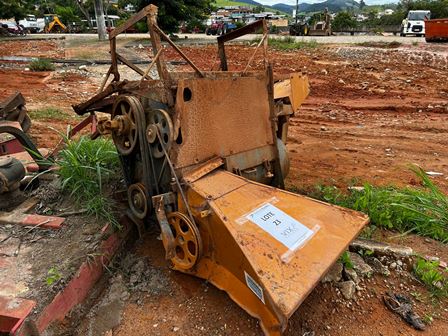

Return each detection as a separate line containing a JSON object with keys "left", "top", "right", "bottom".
{"left": 114, "top": 230, "right": 447, "bottom": 336}
{"left": 0, "top": 68, "right": 97, "bottom": 149}
{"left": 0, "top": 39, "right": 65, "bottom": 59}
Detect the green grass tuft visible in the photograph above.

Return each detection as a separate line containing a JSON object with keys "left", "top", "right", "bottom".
{"left": 253, "top": 36, "right": 319, "bottom": 50}
{"left": 414, "top": 257, "right": 448, "bottom": 298}
{"left": 29, "top": 58, "right": 55, "bottom": 71}
{"left": 339, "top": 251, "right": 354, "bottom": 269}
{"left": 305, "top": 167, "right": 448, "bottom": 242}
{"left": 29, "top": 107, "right": 69, "bottom": 121}
{"left": 57, "top": 136, "right": 121, "bottom": 227}
{"left": 270, "top": 37, "right": 319, "bottom": 50}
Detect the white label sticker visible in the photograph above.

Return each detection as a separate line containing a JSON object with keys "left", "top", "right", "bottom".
{"left": 244, "top": 271, "right": 265, "bottom": 304}
{"left": 246, "top": 203, "right": 314, "bottom": 250}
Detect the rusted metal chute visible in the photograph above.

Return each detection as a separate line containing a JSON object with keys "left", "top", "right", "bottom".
{"left": 73, "top": 5, "right": 368, "bottom": 335}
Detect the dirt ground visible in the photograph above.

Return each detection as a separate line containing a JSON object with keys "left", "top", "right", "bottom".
{"left": 0, "top": 37, "right": 447, "bottom": 336}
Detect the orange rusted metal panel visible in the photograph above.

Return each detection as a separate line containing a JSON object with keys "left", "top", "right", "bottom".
{"left": 180, "top": 170, "right": 369, "bottom": 335}
{"left": 274, "top": 73, "right": 310, "bottom": 113}
{"left": 172, "top": 76, "right": 274, "bottom": 169}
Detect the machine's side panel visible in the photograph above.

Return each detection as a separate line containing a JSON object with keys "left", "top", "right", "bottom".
{"left": 172, "top": 77, "right": 274, "bottom": 169}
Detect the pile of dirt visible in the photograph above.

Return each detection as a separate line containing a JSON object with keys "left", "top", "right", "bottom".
{"left": 120, "top": 253, "right": 171, "bottom": 296}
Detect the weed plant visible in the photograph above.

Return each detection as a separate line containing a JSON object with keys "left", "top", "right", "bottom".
{"left": 339, "top": 251, "right": 354, "bottom": 269}
{"left": 414, "top": 257, "right": 448, "bottom": 298}
{"left": 252, "top": 36, "right": 319, "bottom": 50}
{"left": 307, "top": 167, "right": 448, "bottom": 242}
{"left": 29, "top": 58, "right": 55, "bottom": 71}
{"left": 29, "top": 107, "right": 68, "bottom": 121}
{"left": 57, "top": 136, "right": 121, "bottom": 227}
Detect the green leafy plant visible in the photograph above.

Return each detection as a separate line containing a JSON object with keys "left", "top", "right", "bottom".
{"left": 358, "top": 249, "right": 374, "bottom": 258}
{"left": 29, "top": 59, "right": 55, "bottom": 72}
{"left": 57, "top": 136, "right": 121, "bottom": 227}
{"left": 332, "top": 11, "right": 358, "bottom": 31}
{"left": 46, "top": 267, "right": 61, "bottom": 285}
{"left": 339, "top": 251, "right": 354, "bottom": 269}
{"left": 360, "top": 225, "right": 377, "bottom": 239}
{"left": 414, "top": 257, "right": 447, "bottom": 298}
{"left": 306, "top": 166, "right": 448, "bottom": 242}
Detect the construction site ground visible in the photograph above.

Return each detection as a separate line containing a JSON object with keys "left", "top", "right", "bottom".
{"left": 0, "top": 36, "right": 447, "bottom": 336}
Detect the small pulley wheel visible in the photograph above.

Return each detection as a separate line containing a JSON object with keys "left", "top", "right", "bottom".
{"left": 112, "top": 95, "right": 142, "bottom": 155}
{"left": 167, "top": 212, "right": 202, "bottom": 270}
{"left": 146, "top": 109, "right": 174, "bottom": 158}
{"left": 127, "top": 183, "right": 148, "bottom": 219}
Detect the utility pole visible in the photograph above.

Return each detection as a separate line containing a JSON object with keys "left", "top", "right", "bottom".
{"left": 94, "top": 0, "right": 107, "bottom": 41}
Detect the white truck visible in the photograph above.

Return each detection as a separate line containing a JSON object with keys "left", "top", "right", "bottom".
{"left": 18, "top": 14, "right": 44, "bottom": 33}
{"left": 401, "top": 10, "right": 431, "bottom": 37}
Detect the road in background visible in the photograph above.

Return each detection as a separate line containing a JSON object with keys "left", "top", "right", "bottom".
{"left": 22, "top": 33, "right": 427, "bottom": 44}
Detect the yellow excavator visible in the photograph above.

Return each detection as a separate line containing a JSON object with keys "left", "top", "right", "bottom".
{"left": 43, "top": 14, "right": 67, "bottom": 33}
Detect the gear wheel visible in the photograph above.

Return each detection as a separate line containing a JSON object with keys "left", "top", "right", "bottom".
{"left": 167, "top": 212, "right": 202, "bottom": 270}
{"left": 111, "top": 95, "right": 143, "bottom": 155}
{"left": 146, "top": 109, "right": 174, "bottom": 158}
{"left": 127, "top": 183, "right": 148, "bottom": 219}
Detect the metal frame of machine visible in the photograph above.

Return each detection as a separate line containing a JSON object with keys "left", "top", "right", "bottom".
{"left": 73, "top": 5, "right": 368, "bottom": 335}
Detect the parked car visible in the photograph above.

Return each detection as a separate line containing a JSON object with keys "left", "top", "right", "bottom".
{"left": 0, "top": 22, "right": 27, "bottom": 36}
{"left": 206, "top": 22, "right": 237, "bottom": 36}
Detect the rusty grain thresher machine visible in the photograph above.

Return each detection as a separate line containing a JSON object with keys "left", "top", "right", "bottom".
{"left": 73, "top": 5, "right": 368, "bottom": 335}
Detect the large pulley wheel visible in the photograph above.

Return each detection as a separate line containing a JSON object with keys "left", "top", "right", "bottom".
{"left": 127, "top": 183, "right": 148, "bottom": 219}
{"left": 167, "top": 212, "right": 202, "bottom": 270}
{"left": 111, "top": 95, "right": 142, "bottom": 155}
{"left": 146, "top": 109, "right": 174, "bottom": 158}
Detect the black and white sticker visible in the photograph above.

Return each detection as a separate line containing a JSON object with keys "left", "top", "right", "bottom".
{"left": 244, "top": 271, "right": 265, "bottom": 304}
{"left": 246, "top": 203, "right": 314, "bottom": 251}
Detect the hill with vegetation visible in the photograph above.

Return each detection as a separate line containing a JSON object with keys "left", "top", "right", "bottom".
{"left": 272, "top": 0, "right": 362, "bottom": 14}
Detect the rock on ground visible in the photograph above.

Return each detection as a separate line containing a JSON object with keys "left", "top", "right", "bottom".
{"left": 337, "top": 281, "right": 356, "bottom": 300}
{"left": 321, "top": 262, "right": 343, "bottom": 283}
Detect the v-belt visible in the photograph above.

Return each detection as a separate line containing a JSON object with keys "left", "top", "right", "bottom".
{"left": 133, "top": 101, "right": 159, "bottom": 208}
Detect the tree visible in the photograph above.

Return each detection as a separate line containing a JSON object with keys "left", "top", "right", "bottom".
{"left": 359, "top": 0, "right": 366, "bottom": 10}
{"left": 378, "top": 10, "right": 406, "bottom": 25}
{"left": 55, "top": 5, "right": 80, "bottom": 25}
{"left": 332, "top": 11, "right": 357, "bottom": 31}
{"left": 406, "top": 0, "right": 448, "bottom": 19}
{"left": 253, "top": 5, "right": 264, "bottom": 13}
{"left": 137, "top": 0, "right": 213, "bottom": 33}
{"left": 94, "top": 0, "right": 107, "bottom": 40}
{"left": 0, "top": 0, "right": 35, "bottom": 21}
{"left": 74, "top": 0, "right": 93, "bottom": 29}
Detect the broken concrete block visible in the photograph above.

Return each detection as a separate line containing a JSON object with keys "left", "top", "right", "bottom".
{"left": 366, "top": 257, "right": 390, "bottom": 276}
{"left": 349, "top": 252, "right": 373, "bottom": 277}
{"left": 344, "top": 267, "right": 359, "bottom": 284}
{"left": 321, "top": 262, "right": 343, "bottom": 283}
{"left": 337, "top": 280, "right": 356, "bottom": 300}
{"left": 350, "top": 238, "right": 413, "bottom": 257}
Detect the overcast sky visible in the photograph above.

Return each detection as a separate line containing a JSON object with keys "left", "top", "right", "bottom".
{"left": 257, "top": 0, "right": 398, "bottom": 5}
